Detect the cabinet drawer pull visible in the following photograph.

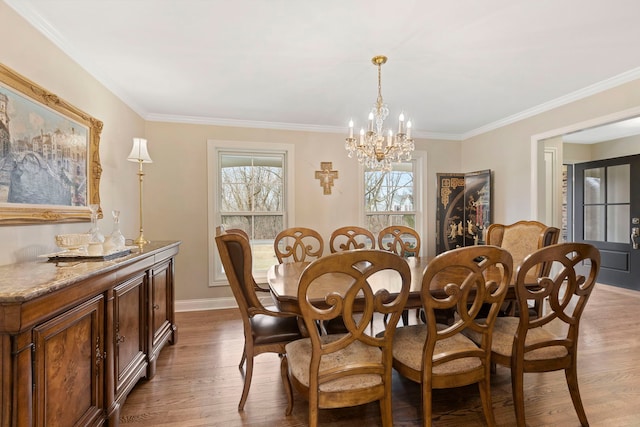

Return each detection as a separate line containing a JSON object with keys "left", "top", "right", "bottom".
{"left": 153, "top": 304, "right": 160, "bottom": 310}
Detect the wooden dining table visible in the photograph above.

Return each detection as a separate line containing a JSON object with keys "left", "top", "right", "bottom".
{"left": 266, "top": 256, "right": 516, "bottom": 315}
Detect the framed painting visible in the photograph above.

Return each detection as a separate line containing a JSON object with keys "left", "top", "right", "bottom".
{"left": 0, "top": 63, "right": 103, "bottom": 224}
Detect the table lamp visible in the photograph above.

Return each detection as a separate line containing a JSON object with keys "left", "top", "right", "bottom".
{"left": 127, "top": 137, "right": 153, "bottom": 246}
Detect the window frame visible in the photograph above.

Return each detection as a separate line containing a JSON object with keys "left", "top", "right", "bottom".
{"left": 207, "top": 140, "right": 295, "bottom": 286}
{"left": 358, "top": 151, "right": 425, "bottom": 254}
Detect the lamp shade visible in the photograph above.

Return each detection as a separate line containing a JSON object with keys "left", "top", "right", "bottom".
{"left": 127, "top": 138, "right": 153, "bottom": 163}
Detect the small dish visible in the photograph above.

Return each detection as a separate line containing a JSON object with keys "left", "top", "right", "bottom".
{"left": 55, "top": 233, "right": 91, "bottom": 251}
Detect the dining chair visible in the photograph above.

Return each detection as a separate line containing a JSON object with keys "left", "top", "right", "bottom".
{"left": 329, "top": 225, "right": 376, "bottom": 253}
{"left": 391, "top": 245, "right": 513, "bottom": 427}
{"left": 486, "top": 220, "right": 560, "bottom": 317}
{"left": 219, "top": 225, "right": 271, "bottom": 293}
{"left": 377, "top": 225, "right": 421, "bottom": 257}
{"left": 215, "top": 229, "right": 303, "bottom": 410}
{"left": 378, "top": 225, "right": 421, "bottom": 325}
{"left": 469, "top": 242, "right": 599, "bottom": 427}
{"left": 274, "top": 227, "right": 324, "bottom": 263}
{"left": 280, "top": 249, "right": 411, "bottom": 427}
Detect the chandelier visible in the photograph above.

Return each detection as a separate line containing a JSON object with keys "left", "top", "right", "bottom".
{"left": 345, "top": 55, "right": 414, "bottom": 172}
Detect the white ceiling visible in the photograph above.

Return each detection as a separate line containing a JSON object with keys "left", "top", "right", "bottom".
{"left": 6, "top": 0, "right": 640, "bottom": 141}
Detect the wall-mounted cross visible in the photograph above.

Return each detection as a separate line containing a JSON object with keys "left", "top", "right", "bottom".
{"left": 314, "top": 162, "right": 338, "bottom": 195}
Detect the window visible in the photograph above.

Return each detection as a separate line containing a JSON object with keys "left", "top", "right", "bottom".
{"left": 364, "top": 160, "right": 418, "bottom": 236}
{"left": 208, "top": 141, "right": 294, "bottom": 285}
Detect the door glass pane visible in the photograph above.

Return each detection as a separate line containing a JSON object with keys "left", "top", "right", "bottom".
{"left": 607, "top": 205, "right": 630, "bottom": 243}
{"left": 584, "top": 206, "right": 605, "bottom": 241}
{"left": 584, "top": 167, "right": 605, "bottom": 204}
{"left": 607, "top": 164, "right": 630, "bottom": 203}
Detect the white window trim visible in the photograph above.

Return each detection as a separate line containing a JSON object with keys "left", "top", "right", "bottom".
{"left": 357, "top": 150, "right": 427, "bottom": 254}
{"left": 207, "top": 139, "right": 295, "bottom": 286}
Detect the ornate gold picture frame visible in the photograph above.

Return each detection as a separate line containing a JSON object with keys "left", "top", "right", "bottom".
{"left": 0, "top": 63, "right": 103, "bottom": 224}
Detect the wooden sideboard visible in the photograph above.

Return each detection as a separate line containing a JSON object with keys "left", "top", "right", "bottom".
{"left": 0, "top": 241, "right": 181, "bottom": 427}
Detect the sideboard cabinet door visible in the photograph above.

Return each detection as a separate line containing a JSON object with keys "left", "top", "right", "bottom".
{"left": 147, "top": 258, "right": 175, "bottom": 377}
{"left": 113, "top": 272, "right": 148, "bottom": 402}
{"left": 33, "top": 295, "right": 105, "bottom": 427}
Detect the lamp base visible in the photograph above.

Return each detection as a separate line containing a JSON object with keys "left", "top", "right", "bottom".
{"left": 133, "top": 234, "right": 150, "bottom": 246}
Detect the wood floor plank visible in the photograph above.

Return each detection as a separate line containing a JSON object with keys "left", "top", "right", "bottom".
{"left": 120, "top": 283, "right": 640, "bottom": 426}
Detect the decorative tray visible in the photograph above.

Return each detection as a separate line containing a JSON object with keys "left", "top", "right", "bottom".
{"left": 39, "top": 246, "right": 138, "bottom": 261}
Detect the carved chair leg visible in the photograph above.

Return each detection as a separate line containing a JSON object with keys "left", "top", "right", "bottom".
{"left": 422, "top": 383, "right": 434, "bottom": 427}
{"left": 478, "top": 376, "right": 496, "bottom": 426}
{"left": 280, "top": 355, "right": 294, "bottom": 415}
{"left": 379, "top": 388, "right": 393, "bottom": 427}
{"left": 511, "top": 366, "right": 526, "bottom": 427}
{"left": 239, "top": 345, "right": 246, "bottom": 369}
{"left": 238, "top": 354, "right": 253, "bottom": 411}
{"left": 565, "top": 364, "right": 589, "bottom": 426}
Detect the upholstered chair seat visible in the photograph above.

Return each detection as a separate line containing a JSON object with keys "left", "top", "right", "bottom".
{"left": 251, "top": 312, "right": 303, "bottom": 345}
{"left": 286, "top": 334, "right": 383, "bottom": 393}
{"left": 392, "top": 325, "right": 482, "bottom": 376}
{"left": 466, "top": 317, "right": 568, "bottom": 361}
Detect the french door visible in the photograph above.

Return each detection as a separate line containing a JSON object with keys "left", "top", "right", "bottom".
{"left": 574, "top": 154, "right": 640, "bottom": 290}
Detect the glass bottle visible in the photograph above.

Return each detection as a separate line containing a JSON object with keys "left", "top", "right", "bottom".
{"left": 88, "top": 203, "right": 105, "bottom": 243}
{"left": 109, "top": 210, "right": 126, "bottom": 250}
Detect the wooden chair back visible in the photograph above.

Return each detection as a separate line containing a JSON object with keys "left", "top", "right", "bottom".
{"left": 274, "top": 227, "right": 324, "bottom": 263}
{"left": 377, "top": 225, "right": 421, "bottom": 257}
{"left": 391, "top": 245, "right": 512, "bottom": 427}
{"left": 329, "top": 226, "right": 376, "bottom": 253}
{"left": 512, "top": 242, "right": 599, "bottom": 351}
{"left": 215, "top": 230, "right": 264, "bottom": 316}
{"left": 283, "top": 249, "right": 411, "bottom": 426}
{"left": 486, "top": 220, "right": 560, "bottom": 279}
{"left": 217, "top": 225, "right": 271, "bottom": 293}
{"left": 486, "top": 220, "right": 560, "bottom": 316}
{"left": 494, "top": 242, "right": 600, "bottom": 426}
{"left": 420, "top": 245, "right": 512, "bottom": 366}
{"left": 225, "top": 227, "right": 250, "bottom": 241}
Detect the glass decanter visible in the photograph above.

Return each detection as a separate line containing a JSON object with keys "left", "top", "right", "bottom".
{"left": 109, "top": 209, "right": 126, "bottom": 250}
{"left": 87, "top": 203, "right": 105, "bottom": 243}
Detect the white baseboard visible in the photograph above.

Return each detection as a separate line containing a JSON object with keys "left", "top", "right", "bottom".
{"left": 175, "top": 295, "right": 273, "bottom": 312}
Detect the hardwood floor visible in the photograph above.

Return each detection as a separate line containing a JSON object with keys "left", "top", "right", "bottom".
{"left": 120, "top": 283, "right": 640, "bottom": 426}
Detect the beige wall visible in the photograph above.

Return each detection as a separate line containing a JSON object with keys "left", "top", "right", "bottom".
{"left": 0, "top": 2, "right": 145, "bottom": 264}
{"left": 3, "top": 2, "right": 640, "bottom": 306}
{"left": 591, "top": 134, "right": 640, "bottom": 160}
{"left": 143, "top": 121, "right": 460, "bottom": 302}
{"left": 565, "top": 134, "right": 640, "bottom": 164}
{"left": 460, "top": 79, "right": 640, "bottom": 223}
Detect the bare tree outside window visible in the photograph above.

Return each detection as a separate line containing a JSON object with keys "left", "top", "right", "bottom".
{"left": 364, "top": 162, "right": 416, "bottom": 235}
{"left": 219, "top": 153, "right": 285, "bottom": 270}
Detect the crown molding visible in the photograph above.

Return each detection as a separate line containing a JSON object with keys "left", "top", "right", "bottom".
{"left": 462, "top": 67, "right": 640, "bottom": 140}
{"left": 144, "top": 113, "right": 463, "bottom": 140}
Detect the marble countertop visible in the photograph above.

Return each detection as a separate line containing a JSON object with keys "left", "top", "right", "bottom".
{"left": 0, "top": 241, "right": 180, "bottom": 303}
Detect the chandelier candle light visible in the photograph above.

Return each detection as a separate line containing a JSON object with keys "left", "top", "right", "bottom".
{"left": 127, "top": 137, "right": 153, "bottom": 246}
{"left": 345, "top": 55, "right": 414, "bottom": 171}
